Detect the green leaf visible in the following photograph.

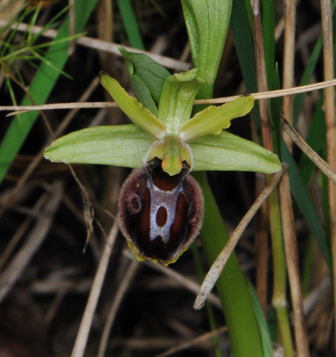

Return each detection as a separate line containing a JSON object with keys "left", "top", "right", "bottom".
{"left": 281, "top": 140, "right": 332, "bottom": 269}
{"left": 181, "top": 0, "right": 232, "bottom": 97}
{"left": 119, "top": 47, "right": 170, "bottom": 103}
{"left": 193, "top": 171, "right": 264, "bottom": 357}
{"left": 100, "top": 72, "right": 167, "bottom": 139}
{"left": 44, "top": 125, "right": 154, "bottom": 168}
{"left": 116, "top": 0, "right": 144, "bottom": 50}
{"left": 158, "top": 68, "right": 207, "bottom": 134}
{"left": 299, "top": 97, "right": 325, "bottom": 186}
{"left": 179, "top": 96, "right": 254, "bottom": 141}
{"left": 190, "top": 131, "right": 281, "bottom": 173}
{"left": 245, "top": 278, "right": 273, "bottom": 357}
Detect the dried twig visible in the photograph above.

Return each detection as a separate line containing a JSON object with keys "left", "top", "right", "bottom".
{"left": 320, "top": 0, "right": 336, "bottom": 352}
{"left": 0, "top": 20, "right": 190, "bottom": 71}
{"left": 154, "top": 326, "right": 228, "bottom": 357}
{"left": 282, "top": 117, "right": 336, "bottom": 184}
{"left": 2, "top": 79, "right": 336, "bottom": 114}
{"left": 97, "top": 259, "right": 139, "bottom": 357}
{"left": 194, "top": 168, "right": 284, "bottom": 310}
{"left": 71, "top": 220, "right": 119, "bottom": 357}
{"left": 279, "top": 170, "right": 310, "bottom": 356}
{"left": 123, "top": 249, "right": 221, "bottom": 309}
{"left": 0, "top": 181, "right": 63, "bottom": 303}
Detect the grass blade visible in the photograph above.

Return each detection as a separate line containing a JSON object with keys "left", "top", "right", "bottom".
{"left": 0, "top": 0, "right": 98, "bottom": 184}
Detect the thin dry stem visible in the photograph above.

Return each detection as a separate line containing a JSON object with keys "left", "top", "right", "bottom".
{"left": 71, "top": 220, "right": 119, "bottom": 357}
{"left": 279, "top": 170, "right": 310, "bottom": 356}
{"left": 282, "top": 117, "right": 336, "bottom": 183}
{"left": 2, "top": 79, "right": 336, "bottom": 114}
{"left": 0, "top": 77, "right": 101, "bottom": 219}
{"left": 0, "top": 193, "right": 48, "bottom": 270}
{"left": 154, "top": 326, "right": 228, "bottom": 357}
{"left": 0, "top": 20, "right": 190, "bottom": 71}
{"left": 320, "top": 0, "right": 336, "bottom": 352}
{"left": 97, "top": 259, "right": 139, "bottom": 357}
{"left": 122, "top": 249, "right": 221, "bottom": 309}
{"left": 282, "top": 0, "right": 297, "bottom": 149}
{"left": 250, "top": 0, "right": 273, "bottom": 151}
{"left": 68, "top": 0, "right": 76, "bottom": 55}
{"left": 0, "top": 181, "right": 63, "bottom": 303}
{"left": 250, "top": 4, "right": 294, "bottom": 356}
{"left": 194, "top": 168, "right": 284, "bottom": 310}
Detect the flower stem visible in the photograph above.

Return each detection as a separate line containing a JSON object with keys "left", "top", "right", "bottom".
{"left": 193, "top": 171, "right": 263, "bottom": 357}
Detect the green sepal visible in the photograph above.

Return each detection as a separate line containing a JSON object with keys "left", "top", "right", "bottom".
{"left": 190, "top": 131, "right": 281, "bottom": 173}
{"left": 179, "top": 96, "right": 254, "bottom": 141}
{"left": 100, "top": 72, "right": 167, "bottom": 139}
{"left": 44, "top": 125, "right": 155, "bottom": 168}
{"left": 158, "top": 68, "right": 208, "bottom": 134}
{"left": 127, "top": 74, "right": 158, "bottom": 116}
{"left": 119, "top": 47, "right": 170, "bottom": 103}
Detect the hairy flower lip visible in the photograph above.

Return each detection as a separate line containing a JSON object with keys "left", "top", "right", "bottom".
{"left": 118, "top": 160, "right": 203, "bottom": 265}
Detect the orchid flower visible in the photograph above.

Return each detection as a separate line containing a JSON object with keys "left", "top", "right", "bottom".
{"left": 44, "top": 49, "right": 280, "bottom": 265}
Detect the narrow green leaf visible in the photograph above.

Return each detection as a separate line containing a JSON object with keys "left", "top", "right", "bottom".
{"left": 292, "top": 0, "right": 336, "bottom": 126}
{"left": 190, "top": 131, "right": 281, "bottom": 173}
{"left": 281, "top": 141, "right": 332, "bottom": 269}
{"left": 179, "top": 96, "right": 254, "bottom": 141}
{"left": 116, "top": 0, "right": 144, "bottom": 50}
{"left": 0, "top": 0, "right": 98, "bottom": 184}
{"left": 44, "top": 125, "right": 154, "bottom": 168}
{"left": 262, "top": 0, "right": 276, "bottom": 87}
{"left": 245, "top": 278, "right": 273, "bottom": 357}
{"left": 299, "top": 97, "right": 325, "bottom": 185}
{"left": 181, "top": 0, "right": 232, "bottom": 97}
{"left": 100, "top": 72, "right": 167, "bottom": 139}
{"left": 231, "top": 0, "right": 261, "bottom": 133}
{"left": 193, "top": 171, "right": 264, "bottom": 357}
{"left": 119, "top": 47, "right": 170, "bottom": 103}
{"left": 231, "top": 0, "right": 257, "bottom": 92}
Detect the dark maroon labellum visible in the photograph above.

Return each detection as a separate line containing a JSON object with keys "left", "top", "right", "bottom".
{"left": 118, "top": 159, "right": 203, "bottom": 264}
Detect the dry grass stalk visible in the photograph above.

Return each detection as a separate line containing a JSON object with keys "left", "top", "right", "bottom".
{"left": 194, "top": 168, "right": 284, "bottom": 310}
{"left": 279, "top": 170, "right": 309, "bottom": 356}
{"left": 282, "top": 0, "right": 297, "bottom": 149}
{"left": 0, "top": 181, "right": 63, "bottom": 303}
{"left": 71, "top": 220, "right": 119, "bottom": 357}
{"left": 97, "top": 259, "right": 139, "bottom": 357}
{"left": 320, "top": 0, "right": 336, "bottom": 352}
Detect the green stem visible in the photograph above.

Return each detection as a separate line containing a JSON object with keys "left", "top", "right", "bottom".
{"left": 276, "top": 306, "right": 294, "bottom": 357}
{"left": 193, "top": 171, "right": 263, "bottom": 357}
{"left": 269, "top": 188, "right": 294, "bottom": 357}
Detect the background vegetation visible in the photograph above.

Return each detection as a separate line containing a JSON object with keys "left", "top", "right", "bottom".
{"left": 0, "top": 0, "right": 334, "bottom": 356}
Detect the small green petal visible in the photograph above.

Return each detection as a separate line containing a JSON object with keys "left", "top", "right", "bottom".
{"left": 100, "top": 72, "right": 167, "bottom": 139}
{"left": 145, "top": 135, "right": 193, "bottom": 176}
{"left": 44, "top": 125, "right": 155, "bottom": 168}
{"left": 179, "top": 96, "right": 254, "bottom": 141}
{"left": 190, "top": 131, "right": 281, "bottom": 173}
